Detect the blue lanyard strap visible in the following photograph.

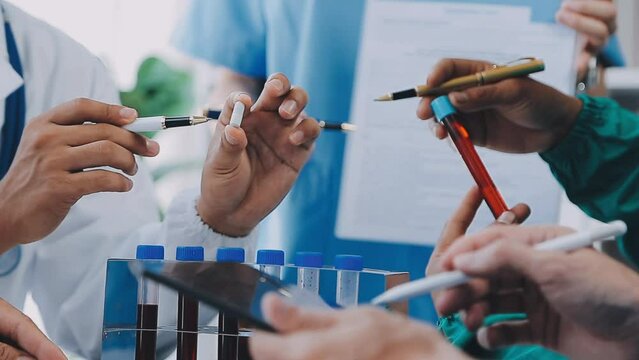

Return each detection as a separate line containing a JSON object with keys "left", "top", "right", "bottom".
{"left": 0, "top": 21, "right": 25, "bottom": 179}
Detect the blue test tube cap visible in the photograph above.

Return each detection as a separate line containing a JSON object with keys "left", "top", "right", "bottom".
{"left": 216, "top": 247, "right": 245, "bottom": 263}
{"left": 334, "top": 254, "right": 364, "bottom": 271}
{"left": 257, "top": 249, "right": 285, "bottom": 266}
{"left": 176, "top": 246, "right": 204, "bottom": 261}
{"left": 431, "top": 96, "right": 458, "bottom": 121}
{"left": 136, "top": 245, "right": 164, "bottom": 260}
{"left": 294, "top": 252, "right": 323, "bottom": 268}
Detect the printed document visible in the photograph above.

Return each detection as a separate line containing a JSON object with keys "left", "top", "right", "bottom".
{"left": 336, "top": 0, "right": 577, "bottom": 245}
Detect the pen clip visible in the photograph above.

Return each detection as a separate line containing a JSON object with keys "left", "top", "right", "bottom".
{"left": 492, "top": 57, "right": 538, "bottom": 69}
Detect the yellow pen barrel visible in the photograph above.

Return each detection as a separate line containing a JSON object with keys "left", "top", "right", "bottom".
{"left": 415, "top": 59, "right": 545, "bottom": 97}
{"left": 481, "top": 59, "right": 545, "bottom": 83}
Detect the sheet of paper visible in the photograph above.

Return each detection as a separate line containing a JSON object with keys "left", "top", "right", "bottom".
{"left": 336, "top": 0, "right": 577, "bottom": 245}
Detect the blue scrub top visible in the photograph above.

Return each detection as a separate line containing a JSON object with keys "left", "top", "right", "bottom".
{"left": 174, "top": 0, "right": 624, "bottom": 323}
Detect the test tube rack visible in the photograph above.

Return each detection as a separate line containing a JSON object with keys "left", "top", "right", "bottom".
{"left": 101, "top": 258, "right": 409, "bottom": 360}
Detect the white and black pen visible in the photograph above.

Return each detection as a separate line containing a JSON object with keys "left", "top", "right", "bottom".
{"left": 204, "top": 109, "right": 357, "bottom": 132}
{"left": 123, "top": 115, "right": 212, "bottom": 133}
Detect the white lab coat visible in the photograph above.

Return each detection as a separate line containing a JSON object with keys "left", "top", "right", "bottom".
{"left": 0, "top": 2, "right": 257, "bottom": 359}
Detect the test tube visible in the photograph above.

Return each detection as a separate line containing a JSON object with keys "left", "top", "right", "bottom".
{"left": 334, "top": 255, "right": 364, "bottom": 307}
{"left": 135, "top": 245, "right": 164, "bottom": 360}
{"left": 431, "top": 96, "right": 509, "bottom": 219}
{"left": 294, "top": 252, "right": 323, "bottom": 294}
{"left": 216, "top": 247, "right": 245, "bottom": 360}
{"left": 175, "top": 246, "right": 204, "bottom": 360}
{"left": 256, "top": 249, "right": 285, "bottom": 279}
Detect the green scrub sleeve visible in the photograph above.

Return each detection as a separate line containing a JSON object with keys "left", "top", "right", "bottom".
{"left": 438, "top": 314, "right": 566, "bottom": 359}
{"left": 541, "top": 94, "right": 639, "bottom": 267}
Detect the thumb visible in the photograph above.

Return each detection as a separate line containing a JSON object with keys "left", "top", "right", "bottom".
{"left": 430, "top": 186, "right": 482, "bottom": 274}
{"left": 210, "top": 124, "right": 248, "bottom": 172}
{"left": 261, "top": 293, "right": 337, "bottom": 333}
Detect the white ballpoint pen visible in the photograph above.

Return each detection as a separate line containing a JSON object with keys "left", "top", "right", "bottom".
{"left": 123, "top": 115, "right": 212, "bottom": 133}
{"left": 371, "top": 221, "right": 628, "bottom": 306}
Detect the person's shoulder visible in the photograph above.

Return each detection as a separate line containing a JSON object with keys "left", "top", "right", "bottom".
{"left": 4, "top": 2, "right": 118, "bottom": 104}
{"left": 5, "top": 3, "right": 108, "bottom": 74}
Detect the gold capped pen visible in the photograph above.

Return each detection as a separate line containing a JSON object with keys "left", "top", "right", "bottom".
{"left": 204, "top": 109, "right": 357, "bottom": 132}
{"left": 375, "top": 58, "right": 545, "bottom": 101}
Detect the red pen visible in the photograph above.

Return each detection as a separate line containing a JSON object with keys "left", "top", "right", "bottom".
{"left": 431, "top": 96, "right": 509, "bottom": 219}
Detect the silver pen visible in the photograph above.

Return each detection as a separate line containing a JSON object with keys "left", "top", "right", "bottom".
{"left": 123, "top": 115, "right": 212, "bottom": 133}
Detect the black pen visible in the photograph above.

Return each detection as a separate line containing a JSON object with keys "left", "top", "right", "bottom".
{"left": 205, "top": 109, "right": 357, "bottom": 132}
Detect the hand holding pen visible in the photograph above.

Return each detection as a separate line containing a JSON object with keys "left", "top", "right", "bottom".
{"left": 416, "top": 58, "right": 582, "bottom": 154}
{"left": 0, "top": 99, "right": 159, "bottom": 250}
{"left": 196, "top": 74, "right": 321, "bottom": 237}
{"left": 432, "top": 222, "right": 639, "bottom": 358}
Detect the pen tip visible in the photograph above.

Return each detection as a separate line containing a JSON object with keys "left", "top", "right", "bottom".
{"left": 374, "top": 94, "right": 393, "bottom": 102}
{"left": 341, "top": 123, "right": 357, "bottom": 132}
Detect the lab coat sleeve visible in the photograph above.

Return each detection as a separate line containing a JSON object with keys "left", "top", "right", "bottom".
{"left": 161, "top": 187, "right": 258, "bottom": 260}
{"left": 540, "top": 94, "right": 639, "bottom": 267}
{"left": 172, "top": 0, "right": 267, "bottom": 78}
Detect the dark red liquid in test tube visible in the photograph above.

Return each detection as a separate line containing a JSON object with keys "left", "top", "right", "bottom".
{"left": 216, "top": 247, "right": 246, "bottom": 360}
{"left": 177, "top": 294, "right": 198, "bottom": 360}
{"left": 430, "top": 96, "right": 508, "bottom": 219}
{"left": 136, "top": 304, "right": 158, "bottom": 360}
{"left": 135, "top": 245, "right": 164, "bottom": 360}
{"left": 175, "top": 246, "right": 204, "bottom": 360}
{"left": 441, "top": 116, "right": 508, "bottom": 218}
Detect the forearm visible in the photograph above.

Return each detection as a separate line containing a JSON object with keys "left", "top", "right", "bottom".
{"left": 208, "top": 67, "right": 264, "bottom": 108}
{"left": 540, "top": 94, "right": 639, "bottom": 266}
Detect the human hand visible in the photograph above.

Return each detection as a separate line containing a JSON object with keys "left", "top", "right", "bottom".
{"left": 417, "top": 59, "right": 583, "bottom": 153}
{"left": 556, "top": 0, "right": 617, "bottom": 76}
{"left": 426, "top": 186, "right": 530, "bottom": 311}
{"left": 0, "top": 298, "right": 67, "bottom": 360}
{"left": 249, "top": 294, "right": 470, "bottom": 360}
{"left": 197, "top": 73, "right": 320, "bottom": 237}
{"left": 436, "top": 225, "right": 639, "bottom": 360}
{"left": 0, "top": 98, "right": 159, "bottom": 252}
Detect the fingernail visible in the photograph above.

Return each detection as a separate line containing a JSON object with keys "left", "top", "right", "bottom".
{"left": 119, "top": 107, "right": 137, "bottom": 119}
{"left": 453, "top": 253, "right": 473, "bottom": 269}
{"left": 125, "top": 178, "right": 134, "bottom": 191}
{"left": 281, "top": 99, "right": 298, "bottom": 116}
{"left": 146, "top": 139, "right": 160, "bottom": 155}
{"left": 131, "top": 162, "right": 138, "bottom": 175}
{"left": 225, "top": 126, "right": 239, "bottom": 145}
{"left": 289, "top": 130, "right": 304, "bottom": 145}
{"left": 268, "top": 78, "right": 284, "bottom": 93}
{"left": 496, "top": 211, "right": 516, "bottom": 225}
{"left": 451, "top": 92, "right": 468, "bottom": 104}
{"left": 477, "top": 327, "right": 491, "bottom": 349}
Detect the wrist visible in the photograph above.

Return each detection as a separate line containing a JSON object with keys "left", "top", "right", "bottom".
{"left": 196, "top": 200, "right": 253, "bottom": 238}
{"left": 0, "top": 186, "right": 18, "bottom": 254}
{"left": 546, "top": 95, "right": 582, "bottom": 151}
